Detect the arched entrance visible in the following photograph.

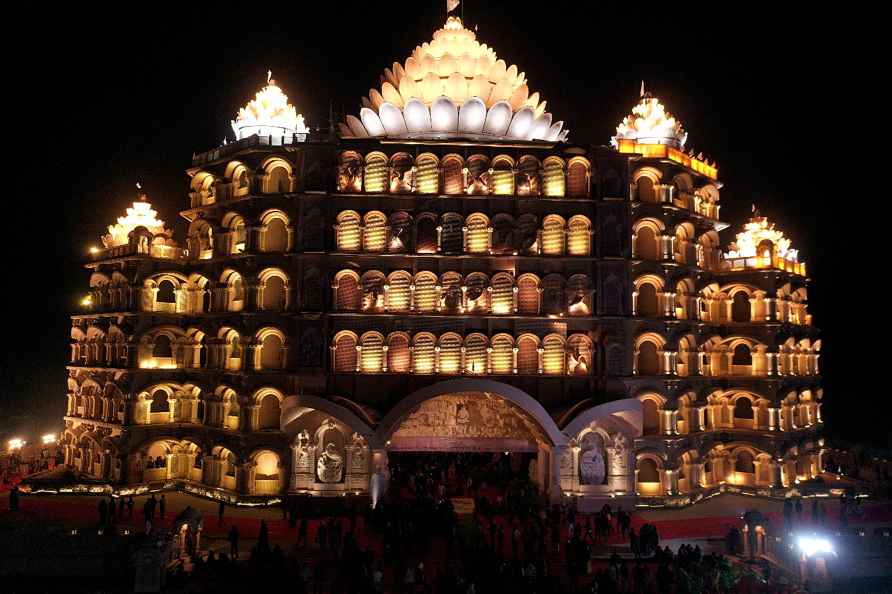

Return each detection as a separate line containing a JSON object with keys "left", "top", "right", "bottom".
{"left": 375, "top": 379, "right": 568, "bottom": 502}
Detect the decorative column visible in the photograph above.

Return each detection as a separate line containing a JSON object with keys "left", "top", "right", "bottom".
{"left": 549, "top": 445, "right": 566, "bottom": 503}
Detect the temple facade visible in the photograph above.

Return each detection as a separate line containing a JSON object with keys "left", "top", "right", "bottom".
{"left": 61, "top": 17, "right": 823, "bottom": 507}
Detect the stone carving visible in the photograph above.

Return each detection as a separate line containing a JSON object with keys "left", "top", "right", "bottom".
{"left": 316, "top": 443, "right": 344, "bottom": 483}
{"left": 609, "top": 433, "right": 630, "bottom": 475}
{"left": 579, "top": 446, "right": 606, "bottom": 485}
{"left": 295, "top": 430, "right": 311, "bottom": 470}
{"left": 393, "top": 393, "right": 544, "bottom": 442}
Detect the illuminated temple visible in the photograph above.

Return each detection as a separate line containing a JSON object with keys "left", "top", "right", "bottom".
{"left": 61, "top": 16, "right": 823, "bottom": 507}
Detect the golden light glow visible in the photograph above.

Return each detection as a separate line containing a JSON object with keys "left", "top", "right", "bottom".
{"left": 80, "top": 295, "right": 93, "bottom": 307}
{"left": 102, "top": 201, "right": 168, "bottom": 248}
{"left": 231, "top": 73, "right": 308, "bottom": 140}
{"left": 724, "top": 214, "right": 805, "bottom": 275}
{"left": 613, "top": 93, "right": 687, "bottom": 148}
{"left": 7, "top": 438, "right": 24, "bottom": 450}
{"left": 371, "top": 16, "right": 542, "bottom": 113}
{"left": 139, "top": 358, "right": 178, "bottom": 370}
{"left": 42, "top": 434, "right": 57, "bottom": 445}
{"left": 88, "top": 246, "right": 100, "bottom": 255}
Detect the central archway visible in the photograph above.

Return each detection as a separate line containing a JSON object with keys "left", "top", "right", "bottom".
{"left": 375, "top": 379, "right": 567, "bottom": 451}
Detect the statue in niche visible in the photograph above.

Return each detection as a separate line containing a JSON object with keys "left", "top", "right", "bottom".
{"left": 579, "top": 437, "right": 607, "bottom": 485}
{"left": 295, "top": 430, "right": 311, "bottom": 470}
{"left": 317, "top": 443, "right": 343, "bottom": 483}
{"left": 609, "top": 433, "right": 629, "bottom": 474}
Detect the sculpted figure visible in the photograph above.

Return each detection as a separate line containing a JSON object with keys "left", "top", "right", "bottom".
{"left": 317, "top": 443, "right": 343, "bottom": 483}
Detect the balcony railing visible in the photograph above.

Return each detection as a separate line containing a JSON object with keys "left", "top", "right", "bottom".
{"left": 721, "top": 255, "right": 806, "bottom": 276}
{"left": 90, "top": 243, "right": 184, "bottom": 262}
{"left": 192, "top": 133, "right": 312, "bottom": 166}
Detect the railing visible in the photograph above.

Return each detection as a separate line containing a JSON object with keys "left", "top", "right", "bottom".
{"left": 721, "top": 255, "right": 806, "bottom": 276}
{"left": 192, "top": 133, "right": 313, "bottom": 166}
{"left": 90, "top": 243, "right": 184, "bottom": 262}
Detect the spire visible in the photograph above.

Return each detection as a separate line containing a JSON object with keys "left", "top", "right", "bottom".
{"left": 640, "top": 80, "right": 645, "bottom": 98}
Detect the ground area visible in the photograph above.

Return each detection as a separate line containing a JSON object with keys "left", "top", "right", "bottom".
{"left": 2, "top": 490, "right": 892, "bottom": 593}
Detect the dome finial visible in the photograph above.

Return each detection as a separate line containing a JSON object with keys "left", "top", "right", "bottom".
{"left": 267, "top": 69, "right": 272, "bottom": 84}
{"left": 640, "top": 80, "right": 645, "bottom": 98}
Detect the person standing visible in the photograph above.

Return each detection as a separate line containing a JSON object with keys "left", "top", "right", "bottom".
{"left": 148, "top": 494, "right": 157, "bottom": 522}
{"left": 794, "top": 496, "right": 803, "bottom": 524}
{"left": 228, "top": 525, "right": 240, "bottom": 560}
{"left": 98, "top": 498, "right": 108, "bottom": 527}
{"left": 126, "top": 496, "right": 134, "bottom": 519}
{"left": 159, "top": 494, "right": 166, "bottom": 524}
{"left": 9, "top": 485, "right": 19, "bottom": 511}
{"left": 218, "top": 499, "right": 226, "bottom": 526}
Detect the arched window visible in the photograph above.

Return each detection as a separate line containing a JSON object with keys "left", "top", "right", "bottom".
{"left": 438, "top": 333, "right": 463, "bottom": 374}
{"left": 491, "top": 214, "right": 516, "bottom": 255}
{"left": 735, "top": 451, "right": 755, "bottom": 474}
{"left": 464, "top": 334, "right": 488, "bottom": 374}
{"left": 440, "top": 212, "right": 464, "bottom": 254}
{"left": 732, "top": 292, "right": 751, "bottom": 322}
{"left": 415, "top": 153, "right": 439, "bottom": 194}
{"left": 412, "top": 333, "right": 436, "bottom": 374}
{"left": 267, "top": 166, "right": 290, "bottom": 194}
{"left": 153, "top": 335, "right": 173, "bottom": 358}
{"left": 361, "top": 272, "right": 385, "bottom": 312}
{"left": 335, "top": 272, "right": 360, "bottom": 311}
{"left": 491, "top": 156, "right": 515, "bottom": 196}
{"left": 516, "top": 156, "right": 540, "bottom": 196}
{"left": 637, "top": 341, "right": 660, "bottom": 375}
{"left": 635, "top": 225, "right": 659, "bottom": 260}
{"left": 517, "top": 274, "right": 540, "bottom": 315}
{"left": 264, "top": 217, "right": 288, "bottom": 252}
{"left": 262, "top": 274, "right": 286, "bottom": 311}
{"left": 387, "top": 333, "right": 410, "bottom": 373}
{"left": 259, "top": 333, "right": 284, "bottom": 369}
{"left": 363, "top": 211, "right": 388, "bottom": 252}
{"left": 567, "top": 158, "right": 590, "bottom": 197}
{"left": 390, "top": 153, "right": 414, "bottom": 194}
{"left": 732, "top": 344, "right": 752, "bottom": 366}
{"left": 157, "top": 280, "right": 176, "bottom": 303}
{"left": 258, "top": 395, "right": 280, "bottom": 430}
{"left": 541, "top": 274, "right": 565, "bottom": 314}
{"left": 542, "top": 334, "right": 565, "bottom": 375}
{"left": 542, "top": 157, "right": 565, "bottom": 197}
{"left": 466, "top": 155, "right": 490, "bottom": 194}
{"left": 635, "top": 399, "right": 660, "bottom": 438}
{"left": 567, "top": 334, "right": 592, "bottom": 375}
{"left": 541, "top": 215, "right": 566, "bottom": 256}
{"left": 416, "top": 214, "right": 439, "bottom": 254}
{"left": 465, "top": 273, "right": 490, "bottom": 314}
{"left": 359, "top": 332, "right": 384, "bottom": 373}
{"left": 491, "top": 273, "right": 514, "bottom": 315}
{"left": 385, "top": 271, "right": 411, "bottom": 312}
{"left": 389, "top": 211, "right": 413, "bottom": 253}
{"left": 734, "top": 397, "right": 754, "bottom": 419}
{"left": 150, "top": 390, "right": 169, "bottom": 414}
{"left": 442, "top": 155, "right": 464, "bottom": 195}
{"left": 413, "top": 272, "right": 438, "bottom": 313}
{"left": 637, "top": 283, "right": 659, "bottom": 317}
{"left": 336, "top": 211, "right": 361, "bottom": 252}
{"left": 490, "top": 334, "right": 514, "bottom": 374}
{"left": 567, "top": 215, "right": 591, "bottom": 256}
{"left": 333, "top": 333, "right": 358, "bottom": 372}
{"left": 517, "top": 335, "right": 539, "bottom": 374}
{"left": 337, "top": 151, "right": 363, "bottom": 192}
{"left": 465, "top": 213, "right": 490, "bottom": 254}
{"left": 440, "top": 271, "right": 463, "bottom": 314}
{"left": 364, "top": 153, "right": 387, "bottom": 193}
{"left": 636, "top": 176, "right": 656, "bottom": 202}
{"left": 637, "top": 458, "right": 660, "bottom": 482}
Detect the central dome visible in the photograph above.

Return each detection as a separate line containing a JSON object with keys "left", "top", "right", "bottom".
{"left": 339, "top": 17, "right": 567, "bottom": 142}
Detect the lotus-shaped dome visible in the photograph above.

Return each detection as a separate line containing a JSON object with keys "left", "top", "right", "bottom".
{"left": 612, "top": 91, "right": 687, "bottom": 149}
{"left": 231, "top": 72, "right": 309, "bottom": 140}
{"left": 102, "top": 193, "right": 170, "bottom": 248}
{"left": 339, "top": 17, "right": 567, "bottom": 142}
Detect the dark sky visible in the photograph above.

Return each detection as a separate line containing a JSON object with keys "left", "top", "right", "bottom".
{"left": 5, "top": 2, "right": 879, "bottom": 445}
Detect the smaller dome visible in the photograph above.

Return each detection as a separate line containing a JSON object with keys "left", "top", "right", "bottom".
{"left": 612, "top": 89, "right": 687, "bottom": 149}
{"left": 724, "top": 209, "right": 805, "bottom": 275}
{"left": 231, "top": 71, "right": 308, "bottom": 140}
{"left": 102, "top": 192, "right": 170, "bottom": 248}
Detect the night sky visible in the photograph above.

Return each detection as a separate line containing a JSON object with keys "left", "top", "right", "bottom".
{"left": 5, "top": 2, "right": 877, "bottom": 445}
